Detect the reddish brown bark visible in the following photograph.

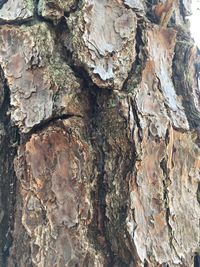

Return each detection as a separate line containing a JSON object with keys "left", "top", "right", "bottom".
{"left": 0, "top": 0, "right": 200, "bottom": 266}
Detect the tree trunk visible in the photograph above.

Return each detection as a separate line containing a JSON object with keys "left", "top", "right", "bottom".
{"left": 0, "top": 0, "right": 200, "bottom": 266}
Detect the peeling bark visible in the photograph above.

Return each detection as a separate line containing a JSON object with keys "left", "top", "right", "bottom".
{"left": 0, "top": 0, "right": 200, "bottom": 266}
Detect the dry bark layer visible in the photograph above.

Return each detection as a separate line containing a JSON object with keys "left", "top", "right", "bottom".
{"left": 0, "top": 0, "right": 200, "bottom": 266}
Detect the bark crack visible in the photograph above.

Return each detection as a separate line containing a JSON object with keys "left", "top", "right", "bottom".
{"left": 160, "top": 152, "right": 180, "bottom": 262}
{"left": 130, "top": 97, "right": 143, "bottom": 142}
{"left": 160, "top": 158, "right": 175, "bottom": 254}
{"left": 0, "top": 68, "right": 20, "bottom": 266}
{"left": 0, "top": 0, "right": 7, "bottom": 9}
{"left": 30, "top": 114, "right": 83, "bottom": 134}
{"left": 123, "top": 22, "right": 147, "bottom": 92}
{"left": 89, "top": 88, "right": 116, "bottom": 267}
{"left": 52, "top": 43, "right": 117, "bottom": 264}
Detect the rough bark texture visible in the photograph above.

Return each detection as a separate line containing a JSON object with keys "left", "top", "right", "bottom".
{"left": 0, "top": 0, "right": 200, "bottom": 266}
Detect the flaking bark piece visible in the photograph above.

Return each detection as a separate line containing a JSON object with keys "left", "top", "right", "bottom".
{"left": 68, "top": 0, "right": 137, "bottom": 90}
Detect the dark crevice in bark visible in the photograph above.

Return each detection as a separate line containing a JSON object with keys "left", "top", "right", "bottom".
{"left": 194, "top": 253, "right": 200, "bottom": 267}
{"left": 165, "top": 127, "right": 170, "bottom": 146}
{"left": 89, "top": 88, "right": 116, "bottom": 267}
{"left": 172, "top": 36, "right": 200, "bottom": 130}
{"left": 61, "top": 47, "right": 108, "bottom": 93}
{"left": 0, "top": 69, "right": 19, "bottom": 267}
{"left": 130, "top": 97, "right": 143, "bottom": 142}
{"left": 50, "top": 23, "right": 119, "bottom": 264}
{"left": 0, "top": 0, "right": 7, "bottom": 9}
{"left": 55, "top": 35, "right": 117, "bottom": 264}
{"left": 20, "top": 113, "right": 83, "bottom": 144}
{"left": 64, "top": 62, "right": 135, "bottom": 265}
{"left": 144, "top": 259, "right": 149, "bottom": 267}
{"left": 98, "top": 93, "right": 138, "bottom": 266}
{"left": 35, "top": 15, "right": 54, "bottom": 27}
{"left": 197, "top": 182, "right": 200, "bottom": 205}
{"left": 123, "top": 22, "right": 147, "bottom": 92}
{"left": 160, "top": 157, "right": 180, "bottom": 261}
{"left": 179, "top": 0, "right": 192, "bottom": 22}
{"left": 145, "top": 0, "right": 159, "bottom": 24}
{"left": 0, "top": 18, "right": 36, "bottom": 26}
{"left": 0, "top": 15, "right": 54, "bottom": 28}
{"left": 179, "top": 1, "right": 186, "bottom": 22}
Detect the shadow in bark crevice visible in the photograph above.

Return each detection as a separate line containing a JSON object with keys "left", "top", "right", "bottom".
{"left": 0, "top": 0, "right": 7, "bottom": 9}
{"left": 0, "top": 67, "right": 19, "bottom": 267}
{"left": 20, "top": 113, "right": 83, "bottom": 144}
{"left": 197, "top": 182, "right": 200, "bottom": 205}
{"left": 160, "top": 157, "right": 181, "bottom": 261}
{"left": 172, "top": 34, "right": 200, "bottom": 129}
{"left": 123, "top": 21, "right": 148, "bottom": 93}
{"left": 194, "top": 253, "right": 200, "bottom": 267}
{"left": 88, "top": 88, "right": 116, "bottom": 267}
{"left": 29, "top": 15, "right": 141, "bottom": 266}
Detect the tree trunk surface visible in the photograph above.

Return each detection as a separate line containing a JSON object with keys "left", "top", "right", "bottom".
{"left": 0, "top": 0, "right": 200, "bottom": 266}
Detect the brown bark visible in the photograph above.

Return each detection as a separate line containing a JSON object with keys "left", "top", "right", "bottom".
{"left": 0, "top": 0, "right": 200, "bottom": 266}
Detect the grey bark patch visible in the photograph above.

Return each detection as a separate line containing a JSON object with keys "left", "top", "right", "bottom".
{"left": 123, "top": 0, "right": 145, "bottom": 11}
{"left": 68, "top": 0, "right": 137, "bottom": 90}
{"left": 0, "top": 0, "right": 34, "bottom": 22}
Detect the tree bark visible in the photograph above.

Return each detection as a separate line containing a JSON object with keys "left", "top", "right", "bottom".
{"left": 0, "top": 0, "right": 200, "bottom": 266}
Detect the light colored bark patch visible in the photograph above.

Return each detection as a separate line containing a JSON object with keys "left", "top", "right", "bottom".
{"left": 0, "top": 0, "right": 34, "bottom": 22}
{"left": 123, "top": 0, "right": 145, "bottom": 11}
{"left": 146, "top": 27, "right": 189, "bottom": 130}
{"left": 68, "top": 0, "right": 137, "bottom": 90}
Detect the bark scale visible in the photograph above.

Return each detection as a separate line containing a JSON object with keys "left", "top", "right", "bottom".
{"left": 0, "top": 0, "right": 199, "bottom": 266}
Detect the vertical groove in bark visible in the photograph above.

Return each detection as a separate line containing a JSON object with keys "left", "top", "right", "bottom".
{"left": 123, "top": 22, "right": 147, "bottom": 93}
{"left": 89, "top": 88, "right": 116, "bottom": 267}
{"left": 173, "top": 33, "right": 200, "bottom": 129}
{"left": 160, "top": 156, "right": 180, "bottom": 262}
{"left": 0, "top": 68, "right": 19, "bottom": 266}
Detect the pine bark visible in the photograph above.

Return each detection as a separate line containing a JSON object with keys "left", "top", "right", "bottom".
{"left": 0, "top": 0, "right": 200, "bottom": 266}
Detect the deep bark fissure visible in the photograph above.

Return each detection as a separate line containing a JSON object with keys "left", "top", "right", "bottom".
{"left": 194, "top": 253, "right": 200, "bottom": 267}
{"left": 130, "top": 97, "right": 143, "bottom": 142}
{"left": 61, "top": 44, "right": 103, "bottom": 92}
{"left": 0, "top": 71, "right": 19, "bottom": 266}
{"left": 172, "top": 36, "right": 200, "bottom": 129}
{"left": 160, "top": 156, "right": 180, "bottom": 261}
{"left": 123, "top": 22, "right": 147, "bottom": 93}
{"left": 21, "top": 113, "right": 83, "bottom": 144}
{"left": 89, "top": 88, "right": 116, "bottom": 267}
{"left": 64, "top": 66, "right": 138, "bottom": 266}
{"left": 53, "top": 39, "right": 118, "bottom": 264}
{"left": 146, "top": 0, "right": 159, "bottom": 24}
{"left": 0, "top": 0, "right": 7, "bottom": 9}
